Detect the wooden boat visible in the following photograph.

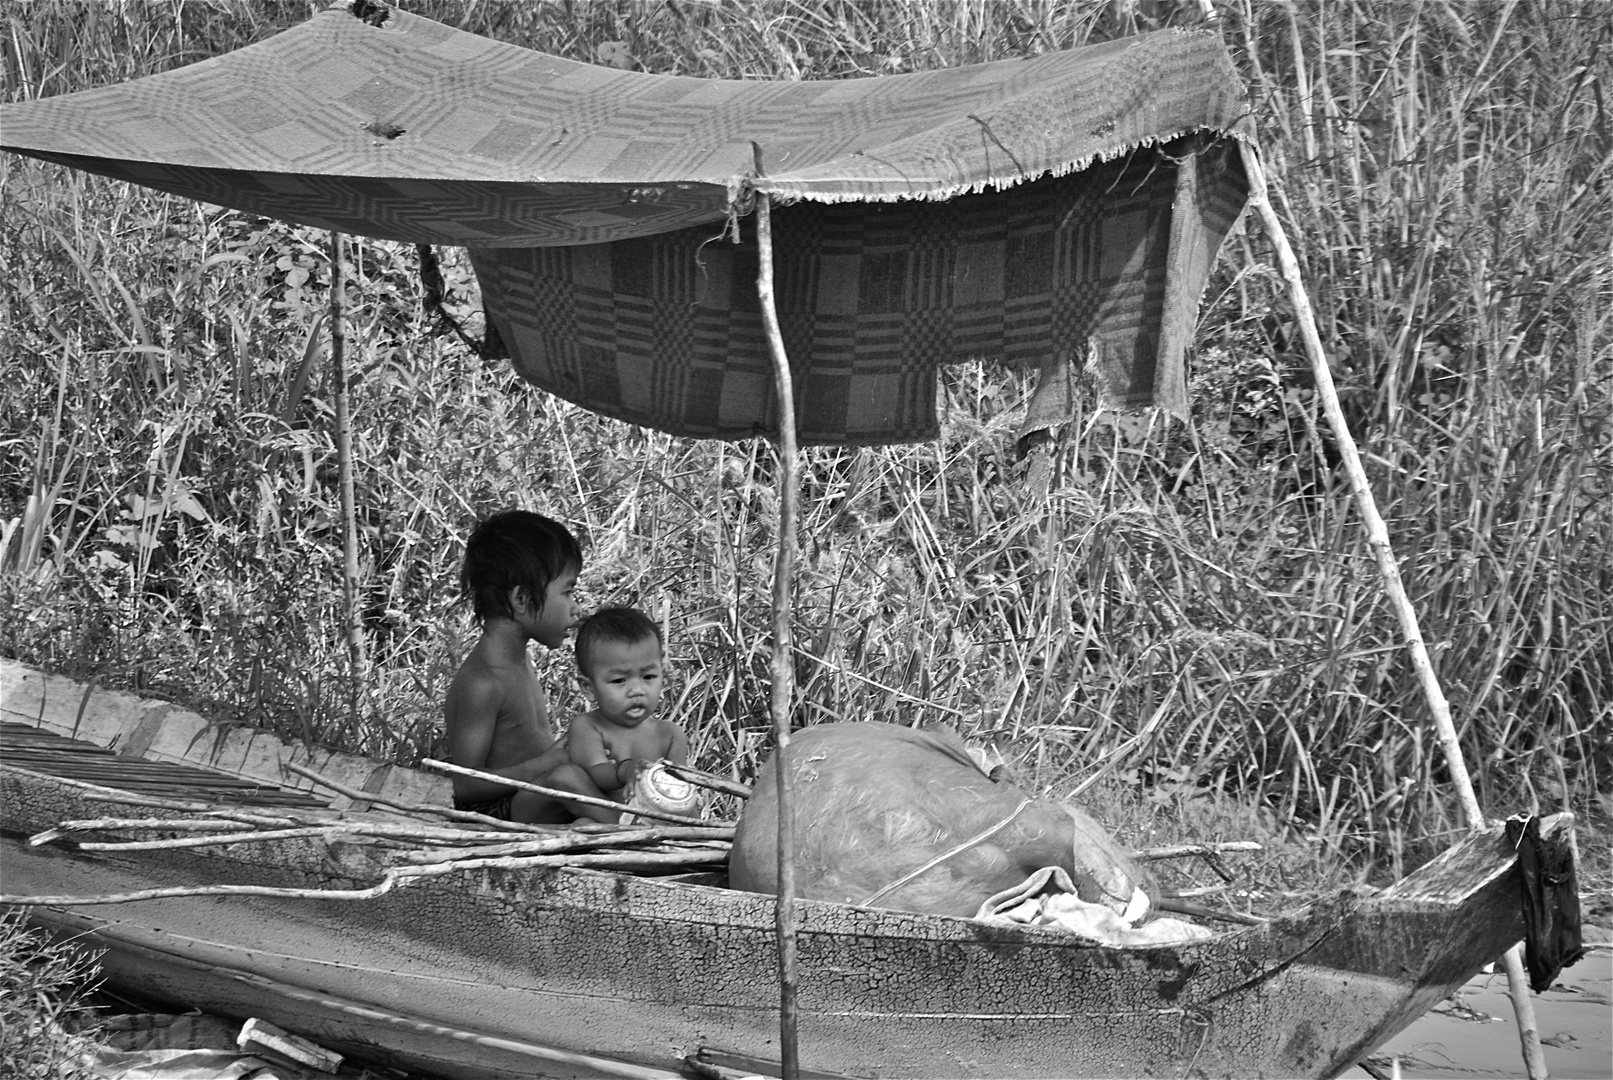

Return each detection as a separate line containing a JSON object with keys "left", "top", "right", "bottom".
{"left": 0, "top": 658, "right": 1581, "bottom": 1080}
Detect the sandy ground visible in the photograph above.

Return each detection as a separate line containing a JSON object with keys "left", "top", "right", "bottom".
{"left": 1373, "top": 925, "right": 1612, "bottom": 1079}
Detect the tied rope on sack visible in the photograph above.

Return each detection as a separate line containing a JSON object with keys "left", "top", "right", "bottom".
{"left": 860, "top": 797, "right": 1035, "bottom": 907}
{"left": 732, "top": 722, "right": 1198, "bottom": 943}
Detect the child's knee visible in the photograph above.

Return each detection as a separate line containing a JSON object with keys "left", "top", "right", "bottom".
{"left": 546, "top": 763, "right": 582, "bottom": 789}
{"left": 510, "top": 789, "right": 569, "bottom": 824}
{"left": 549, "top": 763, "right": 600, "bottom": 795}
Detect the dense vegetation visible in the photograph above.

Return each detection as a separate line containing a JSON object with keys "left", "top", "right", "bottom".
{"left": 0, "top": 909, "right": 100, "bottom": 1079}
{"left": 2, "top": 0, "right": 1608, "bottom": 884}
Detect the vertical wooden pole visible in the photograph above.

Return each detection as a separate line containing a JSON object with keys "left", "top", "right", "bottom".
{"left": 1236, "top": 140, "right": 1548, "bottom": 1080}
{"left": 752, "top": 152, "right": 801, "bottom": 1079}
{"left": 329, "top": 231, "right": 365, "bottom": 697}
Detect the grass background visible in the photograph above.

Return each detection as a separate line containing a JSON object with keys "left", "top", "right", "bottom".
{"left": 1, "top": 0, "right": 1608, "bottom": 888}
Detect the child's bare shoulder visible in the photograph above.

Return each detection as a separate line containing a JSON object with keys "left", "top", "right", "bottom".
{"left": 446, "top": 655, "right": 509, "bottom": 717}
{"left": 567, "top": 709, "right": 603, "bottom": 736}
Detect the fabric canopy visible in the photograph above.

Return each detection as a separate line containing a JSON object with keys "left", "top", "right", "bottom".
{"left": 0, "top": 0, "right": 1254, "bottom": 442}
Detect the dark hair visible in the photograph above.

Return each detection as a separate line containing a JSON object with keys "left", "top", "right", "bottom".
{"left": 459, "top": 510, "right": 582, "bottom": 624}
{"left": 575, "top": 607, "right": 662, "bottom": 677}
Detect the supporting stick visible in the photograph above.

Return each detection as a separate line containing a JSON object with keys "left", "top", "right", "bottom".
{"left": 283, "top": 760, "right": 556, "bottom": 834}
{"left": 1236, "top": 140, "right": 1547, "bottom": 1080}
{"left": 752, "top": 145, "right": 801, "bottom": 1080}
{"left": 329, "top": 231, "right": 365, "bottom": 699}
{"left": 660, "top": 762, "right": 753, "bottom": 800}
{"left": 421, "top": 759, "right": 713, "bottom": 826}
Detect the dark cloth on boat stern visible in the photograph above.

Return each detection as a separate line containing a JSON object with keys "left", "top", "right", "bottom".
{"left": 1508, "top": 813, "right": 1586, "bottom": 991}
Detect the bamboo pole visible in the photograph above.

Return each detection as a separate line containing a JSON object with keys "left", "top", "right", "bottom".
{"left": 77, "top": 827, "right": 335, "bottom": 851}
{"left": 752, "top": 145, "right": 802, "bottom": 1080}
{"left": 54, "top": 820, "right": 548, "bottom": 849}
{"left": 399, "top": 826, "right": 734, "bottom": 865}
{"left": 34, "top": 813, "right": 555, "bottom": 844}
{"left": 283, "top": 761, "right": 556, "bottom": 833}
{"left": 421, "top": 758, "right": 715, "bottom": 827}
{"left": 329, "top": 231, "right": 365, "bottom": 700}
{"left": 660, "top": 762, "right": 753, "bottom": 799}
{"left": 1236, "top": 140, "right": 1548, "bottom": 1080}
{"left": 29, "top": 818, "right": 252, "bottom": 845}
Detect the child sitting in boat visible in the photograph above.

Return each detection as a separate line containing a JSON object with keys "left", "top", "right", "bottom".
{"left": 444, "top": 509, "right": 613, "bottom": 823}
{"left": 566, "top": 607, "right": 690, "bottom": 816}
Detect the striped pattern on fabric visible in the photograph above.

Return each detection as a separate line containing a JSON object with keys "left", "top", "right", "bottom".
{"left": 478, "top": 137, "right": 1247, "bottom": 442}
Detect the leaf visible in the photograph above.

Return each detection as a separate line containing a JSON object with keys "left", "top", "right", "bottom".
{"left": 201, "top": 251, "right": 250, "bottom": 271}
{"left": 166, "top": 483, "right": 210, "bottom": 522}
{"left": 595, "top": 40, "right": 634, "bottom": 70}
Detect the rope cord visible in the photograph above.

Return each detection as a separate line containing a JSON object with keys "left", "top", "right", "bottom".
{"left": 859, "top": 797, "right": 1033, "bottom": 908}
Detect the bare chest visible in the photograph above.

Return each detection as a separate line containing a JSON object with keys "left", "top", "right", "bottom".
{"left": 596, "top": 722, "right": 668, "bottom": 762}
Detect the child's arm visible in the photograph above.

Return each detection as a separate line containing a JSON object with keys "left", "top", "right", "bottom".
{"left": 665, "top": 722, "right": 690, "bottom": 766}
{"left": 503, "top": 739, "right": 574, "bottom": 792}
{"left": 445, "top": 672, "right": 512, "bottom": 802}
{"left": 567, "top": 714, "right": 634, "bottom": 793}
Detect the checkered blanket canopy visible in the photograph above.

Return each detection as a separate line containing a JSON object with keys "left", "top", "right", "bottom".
{"left": 0, "top": 0, "right": 1253, "bottom": 444}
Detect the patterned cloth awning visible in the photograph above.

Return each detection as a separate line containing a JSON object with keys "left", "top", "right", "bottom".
{"left": 0, "top": 0, "right": 1254, "bottom": 443}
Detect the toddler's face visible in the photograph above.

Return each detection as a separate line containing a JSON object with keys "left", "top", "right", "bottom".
{"left": 584, "top": 635, "right": 664, "bottom": 727}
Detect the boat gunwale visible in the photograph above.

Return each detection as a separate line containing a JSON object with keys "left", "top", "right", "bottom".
{"left": 2, "top": 754, "right": 1548, "bottom": 961}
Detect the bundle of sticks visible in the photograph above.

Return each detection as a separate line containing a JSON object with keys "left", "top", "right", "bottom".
{"left": 10, "top": 759, "right": 1262, "bottom": 917}
{"left": 8, "top": 761, "right": 745, "bottom": 908}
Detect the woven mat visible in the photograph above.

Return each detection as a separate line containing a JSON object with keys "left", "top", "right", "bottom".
{"left": 478, "top": 136, "right": 1247, "bottom": 441}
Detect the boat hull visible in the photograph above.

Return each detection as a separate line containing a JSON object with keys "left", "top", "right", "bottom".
{"left": 0, "top": 661, "right": 1568, "bottom": 1079}
{"left": 1, "top": 764, "right": 1549, "bottom": 1080}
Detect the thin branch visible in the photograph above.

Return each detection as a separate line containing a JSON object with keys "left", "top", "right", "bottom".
{"left": 421, "top": 758, "right": 716, "bottom": 826}
{"left": 0, "top": 849, "right": 729, "bottom": 908}
{"left": 283, "top": 761, "right": 555, "bottom": 834}
{"left": 1130, "top": 842, "right": 1263, "bottom": 861}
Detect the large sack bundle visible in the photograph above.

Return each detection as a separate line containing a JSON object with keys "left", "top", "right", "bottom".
{"left": 731, "top": 722, "right": 1157, "bottom": 919}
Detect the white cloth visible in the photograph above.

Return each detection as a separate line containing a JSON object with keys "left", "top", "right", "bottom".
{"left": 975, "top": 866, "right": 1214, "bottom": 945}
